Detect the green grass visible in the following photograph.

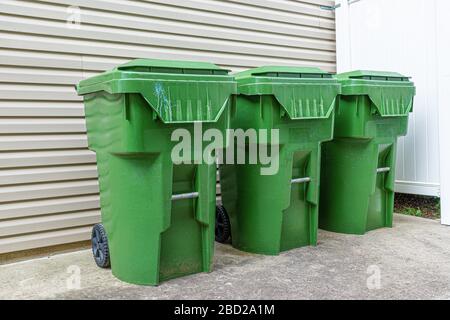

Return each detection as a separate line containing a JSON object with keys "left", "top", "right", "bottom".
{"left": 401, "top": 207, "right": 424, "bottom": 217}
{"left": 395, "top": 193, "right": 441, "bottom": 220}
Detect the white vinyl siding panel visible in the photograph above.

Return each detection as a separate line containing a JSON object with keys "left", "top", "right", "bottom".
{"left": 0, "top": 0, "right": 336, "bottom": 254}
{"left": 335, "top": 0, "right": 440, "bottom": 197}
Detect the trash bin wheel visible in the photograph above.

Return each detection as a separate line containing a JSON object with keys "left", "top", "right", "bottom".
{"left": 91, "top": 223, "right": 111, "bottom": 268}
{"left": 215, "top": 205, "right": 231, "bottom": 243}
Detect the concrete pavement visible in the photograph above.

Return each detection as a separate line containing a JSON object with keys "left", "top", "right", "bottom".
{"left": 1, "top": 214, "right": 449, "bottom": 300}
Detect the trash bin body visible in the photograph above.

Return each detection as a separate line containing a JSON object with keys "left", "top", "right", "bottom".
{"left": 219, "top": 67, "right": 340, "bottom": 255}
{"left": 319, "top": 71, "right": 415, "bottom": 235}
{"left": 77, "top": 59, "right": 236, "bottom": 285}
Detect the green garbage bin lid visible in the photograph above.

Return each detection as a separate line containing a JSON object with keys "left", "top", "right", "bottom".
{"left": 235, "top": 66, "right": 333, "bottom": 79}
{"left": 338, "top": 70, "right": 411, "bottom": 82}
{"left": 78, "top": 59, "right": 232, "bottom": 88}
{"left": 234, "top": 66, "right": 341, "bottom": 120}
{"left": 337, "top": 70, "right": 415, "bottom": 117}
{"left": 77, "top": 59, "right": 236, "bottom": 123}
{"left": 116, "top": 58, "right": 230, "bottom": 75}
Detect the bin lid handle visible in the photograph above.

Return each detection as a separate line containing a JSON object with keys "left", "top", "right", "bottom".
{"left": 236, "top": 66, "right": 333, "bottom": 79}
{"left": 339, "top": 70, "right": 411, "bottom": 82}
{"left": 116, "top": 59, "right": 230, "bottom": 75}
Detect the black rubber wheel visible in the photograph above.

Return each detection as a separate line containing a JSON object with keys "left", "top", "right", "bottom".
{"left": 215, "top": 205, "right": 231, "bottom": 243}
{"left": 91, "top": 223, "right": 111, "bottom": 268}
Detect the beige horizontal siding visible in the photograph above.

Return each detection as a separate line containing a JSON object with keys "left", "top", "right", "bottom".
{"left": 0, "top": 165, "right": 98, "bottom": 186}
{"left": 0, "top": 211, "right": 100, "bottom": 237}
{"left": 0, "top": 226, "right": 93, "bottom": 254}
{"left": 0, "top": 180, "right": 99, "bottom": 203}
{"left": 0, "top": 150, "right": 96, "bottom": 169}
{"left": 0, "top": 135, "right": 88, "bottom": 151}
{"left": 0, "top": 195, "right": 100, "bottom": 220}
{"left": 0, "top": 102, "right": 84, "bottom": 117}
{"left": 0, "top": 0, "right": 335, "bottom": 254}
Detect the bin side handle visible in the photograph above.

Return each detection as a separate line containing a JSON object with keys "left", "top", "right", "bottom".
{"left": 291, "top": 177, "right": 311, "bottom": 184}
{"left": 172, "top": 192, "right": 199, "bottom": 201}
{"left": 377, "top": 167, "right": 391, "bottom": 174}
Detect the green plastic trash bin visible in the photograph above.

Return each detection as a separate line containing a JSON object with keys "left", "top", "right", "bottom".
{"left": 77, "top": 59, "right": 236, "bottom": 285}
{"left": 319, "top": 71, "right": 415, "bottom": 235}
{"left": 218, "top": 66, "right": 341, "bottom": 255}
